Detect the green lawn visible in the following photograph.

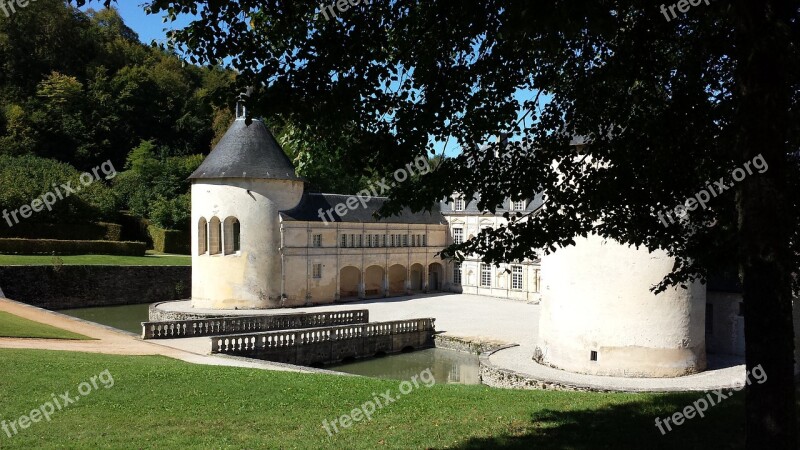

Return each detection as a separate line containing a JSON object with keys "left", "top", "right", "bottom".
{"left": 0, "top": 312, "right": 90, "bottom": 340}
{"left": 0, "top": 252, "right": 190, "bottom": 266}
{"left": 0, "top": 349, "right": 771, "bottom": 449}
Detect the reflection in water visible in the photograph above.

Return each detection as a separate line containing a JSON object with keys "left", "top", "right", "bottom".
{"left": 59, "top": 304, "right": 150, "bottom": 334}
{"left": 328, "top": 348, "right": 481, "bottom": 385}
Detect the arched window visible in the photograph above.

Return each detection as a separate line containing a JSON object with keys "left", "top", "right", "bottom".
{"left": 223, "top": 217, "right": 241, "bottom": 255}
{"left": 198, "top": 218, "right": 208, "bottom": 255}
{"left": 209, "top": 217, "right": 222, "bottom": 255}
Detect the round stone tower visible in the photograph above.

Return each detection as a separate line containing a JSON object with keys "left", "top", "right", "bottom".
{"left": 189, "top": 105, "right": 304, "bottom": 309}
{"left": 535, "top": 233, "right": 707, "bottom": 377}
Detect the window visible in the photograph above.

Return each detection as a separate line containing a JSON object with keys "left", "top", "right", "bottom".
{"left": 511, "top": 199, "right": 525, "bottom": 211}
{"left": 390, "top": 234, "right": 396, "bottom": 247}
{"left": 454, "top": 197, "right": 464, "bottom": 211}
{"left": 533, "top": 269, "right": 541, "bottom": 293}
{"left": 313, "top": 263, "right": 322, "bottom": 279}
{"left": 453, "top": 227, "right": 464, "bottom": 244}
{"left": 402, "top": 234, "right": 408, "bottom": 247}
{"left": 411, "top": 235, "right": 416, "bottom": 247}
{"left": 382, "top": 234, "right": 387, "bottom": 247}
{"left": 590, "top": 351, "right": 598, "bottom": 362}
{"left": 358, "top": 234, "right": 363, "bottom": 247}
{"left": 198, "top": 218, "right": 207, "bottom": 255}
{"left": 341, "top": 234, "right": 347, "bottom": 247}
{"left": 422, "top": 234, "right": 427, "bottom": 247}
{"left": 511, "top": 265, "right": 523, "bottom": 290}
{"left": 480, "top": 263, "right": 491, "bottom": 287}
{"left": 312, "top": 234, "right": 322, "bottom": 247}
{"left": 209, "top": 217, "right": 222, "bottom": 255}
{"left": 349, "top": 234, "right": 355, "bottom": 247}
{"left": 453, "top": 263, "right": 462, "bottom": 285}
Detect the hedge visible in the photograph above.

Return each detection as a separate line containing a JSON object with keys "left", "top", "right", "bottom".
{"left": 0, "top": 238, "right": 147, "bottom": 256}
{"left": 147, "top": 225, "right": 190, "bottom": 255}
{"left": 0, "top": 222, "right": 123, "bottom": 241}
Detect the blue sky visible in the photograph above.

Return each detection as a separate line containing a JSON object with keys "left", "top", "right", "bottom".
{"left": 109, "top": 3, "right": 187, "bottom": 45}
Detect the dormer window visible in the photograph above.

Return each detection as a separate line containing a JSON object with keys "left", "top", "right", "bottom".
{"left": 511, "top": 199, "right": 526, "bottom": 211}
{"left": 454, "top": 197, "right": 465, "bottom": 211}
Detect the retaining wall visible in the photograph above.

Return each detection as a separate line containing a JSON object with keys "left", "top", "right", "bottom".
{"left": 0, "top": 265, "right": 190, "bottom": 309}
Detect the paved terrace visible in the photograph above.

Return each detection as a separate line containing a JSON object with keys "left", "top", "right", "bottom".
{"left": 156, "top": 293, "right": 747, "bottom": 392}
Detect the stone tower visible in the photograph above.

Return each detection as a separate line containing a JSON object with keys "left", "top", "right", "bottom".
{"left": 189, "top": 104, "right": 304, "bottom": 309}
{"left": 535, "top": 233, "right": 707, "bottom": 377}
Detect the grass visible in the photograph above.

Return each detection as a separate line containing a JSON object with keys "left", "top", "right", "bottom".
{"left": 0, "top": 349, "right": 773, "bottom": 449}
{"left": 0, "top": 312, "right": 90, "bottom": 340}
{"left": 0, "top": 252, "right": 190, "bottom": 266}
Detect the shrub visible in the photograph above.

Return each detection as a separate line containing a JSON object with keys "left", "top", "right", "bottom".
{"left": 0, "top": 154, "right": 119, "bottom": 224}
{"left": 147, "top": 225, "right": 190, "bottom": 255}
{"left": 0, "top": 222, "right": 122, "bottom": 241}
{"left": 0, "top": 238, "right": 146, "bottom": 256}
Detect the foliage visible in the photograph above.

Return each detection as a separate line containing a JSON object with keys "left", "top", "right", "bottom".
{"left": 0, "top": 238, "right": 146, "bottom": 256}
{"left": 0, "top": 222, "right": 122, "bottom": 241}
{"left": 117, "top": 1, "right": 800, "bottom": 446}
{"left": 113, "top": 141, "right": 201, "bottom": 230}
{"left": 0, "top": 154, "right": 118, "bottom": 224}
{"left": 0, "top": 0, "right": 229, "bottom": 167}
{"left": 147, "top": 224, "right": 190, "bottom": 254}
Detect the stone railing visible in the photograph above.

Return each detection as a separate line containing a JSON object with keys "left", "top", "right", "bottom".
{"left": 211, "top": 317, "right": 435, "bottom": 354}
{"left": 141, "top": 309, "right": 369, "bottom": 339}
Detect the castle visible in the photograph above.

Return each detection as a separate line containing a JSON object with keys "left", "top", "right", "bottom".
{"left": 188, "top": 107, "right": 794, "bottom": 378}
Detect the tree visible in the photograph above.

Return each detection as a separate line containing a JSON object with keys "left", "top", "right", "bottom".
{"left": 80, "top": 1, "right": 799, "bottom": 446}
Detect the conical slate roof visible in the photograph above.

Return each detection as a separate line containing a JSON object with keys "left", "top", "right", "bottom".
{"left": 190, "top": 119, "right": 303, "bottom": 181}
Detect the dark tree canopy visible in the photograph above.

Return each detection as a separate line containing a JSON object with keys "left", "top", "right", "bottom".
{"left": 76, "top": 0, "right": 800, "bottom": 447}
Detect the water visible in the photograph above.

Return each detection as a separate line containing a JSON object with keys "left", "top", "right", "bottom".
{"left": 328, "top": 348, "right": 481, "bottom": 385}
{"left": 57, "top": 304, "right": 481, "bottom": 385}
{"left": 59, "top": 303, "right": 150, "bottom": 334}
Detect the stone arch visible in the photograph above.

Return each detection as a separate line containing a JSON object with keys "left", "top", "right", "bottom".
{"left": 409, "top": 263, "right": 425, "bottom": 292}
{"left": 339, "top": 266, "right": 361, "bottom": 299}
{"left": 428, "top": 262, "right": 444, "bottom": 291}
{"left": 223, "top": 216, "right": 241, "bottom": 255}
{"left": 364, "top": 265, "right": 385, "bottom": 297}
{"left": 197, "top": 217, "right": 207, "bottom": 255}
{"left": 209, "top": 217, "right": 222, "bottom": 255}
{"left": 388, "top": 264, "right": 407, "bottom": 295}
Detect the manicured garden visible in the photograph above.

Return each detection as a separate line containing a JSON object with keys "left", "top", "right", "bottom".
{"left": 0, "top": 253, "right": 190, "bottom": 267}
{"left": 0, "top": 349, "right": 765, "bottom": 449}
{"left": 0, "top": 313, "right": 90, "bottom": 340}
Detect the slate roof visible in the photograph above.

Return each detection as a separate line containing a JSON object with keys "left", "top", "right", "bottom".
{"left": 190, "top": 119, "right": 303, "bottom": 181}
{"left": 439, "top": 192, "right": 545, "bottom": 216}
{"left": 280, "top": 192, "right": 447, "bottom": 225}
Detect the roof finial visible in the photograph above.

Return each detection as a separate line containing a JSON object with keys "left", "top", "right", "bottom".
{"left": 236, "top": 86, "right": 254, "bottom": 120}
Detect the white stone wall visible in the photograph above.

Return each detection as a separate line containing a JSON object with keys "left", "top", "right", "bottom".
{"left": 280, "top": 221, "right": 449, "bottom": 306}
{"left": 191, "top": 178, "right": 304, "bottom": 309}
{"left": 536, "top": 234, "right": 707, "bottom": 377}
{"left": 443, "top": 213, "right": 541, "bottom": 302}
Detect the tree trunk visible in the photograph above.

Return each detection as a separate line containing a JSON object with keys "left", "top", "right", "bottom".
{"left": 734, "top": 0, "right": 797, "bottom": 448}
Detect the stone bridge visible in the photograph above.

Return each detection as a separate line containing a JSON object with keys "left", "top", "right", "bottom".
{"left": 141, "top": 310, "right": 369, "bottom": 339}
{"left": 210, "top": 318, "right": 436, "bottom": 366}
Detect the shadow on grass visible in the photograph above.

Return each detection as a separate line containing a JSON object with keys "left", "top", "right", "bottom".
{"left": 453, "top": 391, "right": 749, "bottom": 450}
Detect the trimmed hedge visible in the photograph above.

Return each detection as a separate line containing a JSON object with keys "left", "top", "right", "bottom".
{"left": 147, "top": 226, "right": 190, "bottom": 255}
{"left": 0, "top": 238, "right": 146, "bottom": 256}
{"left": 0, "top": 222, "right": 122, "bottom": 241}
